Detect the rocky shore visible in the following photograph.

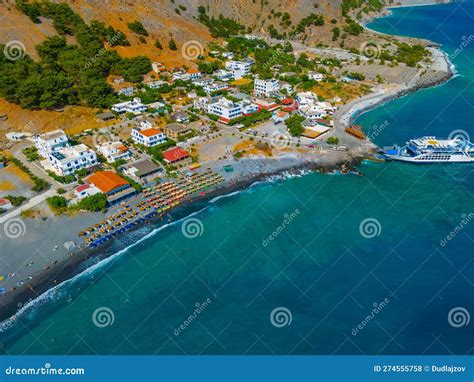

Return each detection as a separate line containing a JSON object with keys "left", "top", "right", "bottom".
{"left": 0, "top": 152, "right": 366, "bottom": 324}
{"left": 0, "top": 0, "right": 454, "bottom": 327}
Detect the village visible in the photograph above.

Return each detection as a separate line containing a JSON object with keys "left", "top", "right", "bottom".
{"left": 0, "top": 36, "right": 375, "bottom": 218}
{"left": 0, "top": 29, "right": 426, "bottom": 292}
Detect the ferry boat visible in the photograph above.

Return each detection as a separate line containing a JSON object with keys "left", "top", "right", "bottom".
{"left": 383, "top": 136, "right": 474, "bottom": 163}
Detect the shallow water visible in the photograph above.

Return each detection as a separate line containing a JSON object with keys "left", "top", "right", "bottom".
{"left": 1, "top": 2, "right": 473, "bottom": 355}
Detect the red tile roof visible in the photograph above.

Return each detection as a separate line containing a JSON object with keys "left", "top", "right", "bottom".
{"left": 163, "top": 147, "right": 190, "bottom": 163}
{"left": 0, "top": 198, "right": 11, "bottom": 206}
{"left": 87, "top": 171, "right": 129, "bottom": 194}
{"left": 75, "top": 184, "right": 90, "bottom": 193}
{"left": 138, "top": 128, "right": 163, "bottom": 137}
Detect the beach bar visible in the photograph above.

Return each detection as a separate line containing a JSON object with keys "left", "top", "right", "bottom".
{"left": 86, "top": 170, "right": 136, "bottom": 204}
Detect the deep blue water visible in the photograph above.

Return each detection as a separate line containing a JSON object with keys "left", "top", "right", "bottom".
{"left": 1, "top": 2, "right": 473, "bottom": 355}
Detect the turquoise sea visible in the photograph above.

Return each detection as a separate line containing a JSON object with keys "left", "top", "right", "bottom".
{"left": 1, "top": 2, "right": 473, "bottom": 355}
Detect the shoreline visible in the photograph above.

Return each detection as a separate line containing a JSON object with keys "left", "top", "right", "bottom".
{"left": 335, "top": 2, "right": 455, "bottom": 135}
{"left": 0, "top": 154, "right": 365, "bottom": 324}
{"left": 0, "top": 0, "right": 454, "bottom": 326}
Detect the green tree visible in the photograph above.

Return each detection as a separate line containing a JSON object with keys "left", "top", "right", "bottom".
{"left": 168, "top": 39, "right": 178, "bottom": 50}
{"left": 127, "top": 20, "right": 149, "bottom": 36}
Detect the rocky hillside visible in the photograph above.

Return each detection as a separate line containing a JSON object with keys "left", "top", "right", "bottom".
{"left": 0, "top": 0, "right": 389, "bottom": 66}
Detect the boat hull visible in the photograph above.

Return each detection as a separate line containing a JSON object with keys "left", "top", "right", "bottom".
{"left": 384, "top": 155, "right": 474, "bottom": 163}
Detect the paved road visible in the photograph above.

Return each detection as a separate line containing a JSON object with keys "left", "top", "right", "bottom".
{"left": 0, "top": 188, "right": 56, "bottom": 224}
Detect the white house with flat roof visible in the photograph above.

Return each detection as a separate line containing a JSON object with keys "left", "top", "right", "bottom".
{"left": 34, "top": 129, "right": 70, "bottom": 158}
{"left": 46, "top": 144, "right": 98, "bottom": 176}
{"left": 208, "top": 98, "right": 243, "bottom": 123}
{"left": 298, "top": 105, "right": 327, "bottom": 121}
{"left": 308, "top": 72, "right": 324, "bottom": 81}
{"left": 225, "top": 60, "right": 252, "bottom": 79}
{"left": 254, "top": 78, "right": 280, "bottom": 98}
{"left": 96, "top": 141, "right": 132, "bottom": 163}
{"left": 204, "top": 82, "right": 229, "bottom": 95}
{"left": 111, "top": 98, "right": 147, "bottom": 115}
{"left": 296, "top": 92, "right": 319, "bottom": 107}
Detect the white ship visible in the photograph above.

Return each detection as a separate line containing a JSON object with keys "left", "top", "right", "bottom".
{"left": 383, "top": 136, "right": 474, "bottom": 163}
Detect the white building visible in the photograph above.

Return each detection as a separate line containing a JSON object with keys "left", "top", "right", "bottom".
{"left": 193, "top": 96, "right": 211, "bottom": 111}
{"left": 34, "top": 129, "right": 70, "bottom": 158}
{"left": 146, "top": 80, "right": 167, "bottom": 89}
{"left": 215, "top": 69, "right": 233, "bottom": 81}
{"left": 151, "top": 62, "right": 165, "bottom": 73}
{"left": 208, "top": 98, "right": 243, "bottom": 123}
{"left": 74, "top": 184, "right": 101, "bottom": 200}
{"left": 225, "top": 60, "right": 252, "bottom": 79}
{"left": 117, "top": 87, "right": 135, "bottom": 96}
{"left": 296, "top": 92, "right": 319, "bottom": 107}
{"left": 254, "top": 78, "right": 280, "bottom": 98}
{"left": 47, "top": 144, "right": 98, "bottom": 176}
{"left": 222, "top": 52, "right": 234, "bottom": 59}
{"left": 131, "top": 127, "right": 167, "bottom": 147}
{"left": 193, "top": 77, "right": 214, "bottom": 87}
{"left": 111, "top": 98, "right": 147, "bottom": 115}
{"left": 298, "top": 105, "right": 327, "bottom": 121}
{"left": 308, "top": 72, "right": 324, "bottom": 81}
{"left": 172, "top": 71, "right": 191, "bottom": 81}
{"left": 187, "top": 69, "right": 201, "bottom": 80}
{"left": 241, "top": 99, "right": 259, "bottom": 115}
{"left": 295, "top": 92, "right": 331, "bottom": 122}
{"left": 204, "top": 82, "right": 229, "bottom": 95}
{"left": 96, "top": 141, "right": 132, "bottom": 163}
